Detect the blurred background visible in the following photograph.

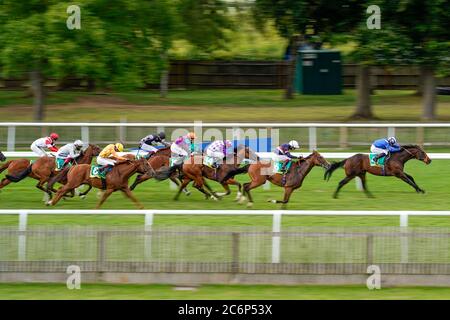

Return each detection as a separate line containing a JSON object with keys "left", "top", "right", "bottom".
{"left": 1, "top": 0, "right": 450, "bottom": 300}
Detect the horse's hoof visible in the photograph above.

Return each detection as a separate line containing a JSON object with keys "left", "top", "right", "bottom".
{"left": 185, "top": 191, "right": 191, "bottom": 196}
{"left": 237, "top": 196, "right": 246, "bottom": 204}
{"left": 268, "top": 199, "right": 277, "bottom": 203}
{"left": 247, "top": 202, "right": 253, "bottom": 208}
{"left": 80, "top": 195, "right": 86, "bottom": 200}
{"left": 210, "top": 195, "right": 219, "bottom": 201}
{"left": 46, "top": 201, "right": 52, "bottom": 206}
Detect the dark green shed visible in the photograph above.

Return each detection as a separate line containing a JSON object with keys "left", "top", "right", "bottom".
{"left": 294, "top": 50, "right": 342, "bottom": 94}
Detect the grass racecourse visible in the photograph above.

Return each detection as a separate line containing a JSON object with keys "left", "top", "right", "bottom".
{"left": 2, "top": 89, "right": 450, "bottom": 299}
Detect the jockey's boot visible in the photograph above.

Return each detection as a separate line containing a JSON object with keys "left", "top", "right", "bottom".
{"left": 280, "top": 160, "right": 290, "bottom": 173}
{"left": 146, "top": 151, "right": 155, "bottom": 159}
{"left": 373, "top": 153, "right": 384, "bottom": 164}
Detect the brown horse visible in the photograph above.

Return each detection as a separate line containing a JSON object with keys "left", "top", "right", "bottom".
{"left": 2, "top": 144, "right": 101, "bottom": 199}
{"left": 239, "top": 151, "right": 330, "bottom": 208}
{"left": 49, "top": 158, "right": 154, "bottom": 209}
{"left": 129, "top": 151, "right": 190, "bottom": 196}
{"left": 324, "top": 145, "right": 432, "bottom": 198}
{"left": 154, "top": 146, "right": 253, "bottom": 201}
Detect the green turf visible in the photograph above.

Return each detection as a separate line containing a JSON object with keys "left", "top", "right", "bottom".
{"left": 0, "top": 159, "right": 448, "bottom": 228}
{"left": 1, "top": 89, "right": 450, "bottom": 122}
{"left": 1, "top": 283, "right": 450, "bottom": 300}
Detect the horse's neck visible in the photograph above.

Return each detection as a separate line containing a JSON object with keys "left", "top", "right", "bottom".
{"left": 114, "top": 162, "right": 138, "bottom": 179}
{"left": 393, "top": 150, "right": 414, "bottom": 163}
{"left": 79, "top": 149, "right": 92, "bottom": 164}
{"left": 292, "top": 158, "right": 315, "bottom": 180}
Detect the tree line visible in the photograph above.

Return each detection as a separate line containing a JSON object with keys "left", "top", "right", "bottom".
{"left": 0, "top": 0, "right": 448, "bottom": 121}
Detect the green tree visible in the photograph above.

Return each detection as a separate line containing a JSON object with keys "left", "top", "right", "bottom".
{"left": 252, "top": 0, "right": 365, "bottom": 99}
{"left": 0, "top": 0, "right": 175, "bottom": 121}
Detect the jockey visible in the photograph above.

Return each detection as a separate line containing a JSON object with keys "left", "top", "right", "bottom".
{"left": 30, "top": 133, "right": 59, "bottom": 157}
{"left": 170, "top": 132, "right": 196, "bottom": 166}
{"left": 55, "top": 140, "right": 84, "bottom": 170}
{"left": 138, "top": 132, "right": 169, "bottom": 158}
{"left": 371, "top": 137, "right": 401, "bottom": 162}
{"left": 274, "top": 140, "right": 302, "bottom": 172}
{"left": 97, "top": 143, "right": 126, "bottom": 189}
{"left": 205, "top": 139, "right": 233, "bottom": 168}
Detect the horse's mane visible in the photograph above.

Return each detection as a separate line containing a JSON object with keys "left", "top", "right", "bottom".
{"left": 402, "top": 144, "right": 423, "bottom": 151}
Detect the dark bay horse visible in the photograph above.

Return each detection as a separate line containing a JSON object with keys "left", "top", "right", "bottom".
{"left": 239, "top": 151, "right": 330, "bottom": 208}
{"left": 0, "top": 151, "right": 5, "bottom": 162}
{"left": 2, "top": 144, "right": 101, "bottom": 199}
{"left": 49, "top": 158, "right": 154, "bottom": 209}
{"left": 324, "top": 145, "right": 432, "bottom": 198}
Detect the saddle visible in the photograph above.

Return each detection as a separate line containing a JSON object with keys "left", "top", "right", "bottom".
{"left": 90, "top": 164, "right": 112, "bottom": 179}
{"left": 369, "top": 153, "right": 388, "bottom": 167}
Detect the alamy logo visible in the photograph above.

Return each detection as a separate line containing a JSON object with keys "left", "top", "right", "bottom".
{"left": 366, "top": 265, "right": 381, "bottom": 290}
{"left": 66, "top": 265, "right": 81, "bottom": 289}
{"left": 67, "top": 5, "right": 81, "bottom": 30}
{"left": 366, "top": 5, "right": 381, "bottom": 30}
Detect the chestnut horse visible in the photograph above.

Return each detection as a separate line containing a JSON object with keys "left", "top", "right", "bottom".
{"left": 324, "top": 145, "right": 432, "bottom": 198}
{"left": 239, "top": 151, "right": 330, "bottom": 208}
{"left": 49, "top": 158, "right": 154, "bottom": 209}
{"left": 2, "top": 144, "right": 101, "bottom": 199}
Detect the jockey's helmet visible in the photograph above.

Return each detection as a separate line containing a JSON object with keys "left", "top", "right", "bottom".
{"left": 74, "top": 140, "right": 84, "bottom": 149}
{"left": 115, "top": 143, "right": 124, "bottom": 152}
{"left": 187, "top": 132, "right": 196, "bottom": 140}
{"left": 158, "top": 132, "right": 166, "bottom": 140}
{"left": 289, "top": 140, "right": 300, "bottom": 149}
{"left": 387, "top": 137, "right": 397, "bottom": 145}
{"left": 50, "top": 133, "right": 59, "bottom": 140}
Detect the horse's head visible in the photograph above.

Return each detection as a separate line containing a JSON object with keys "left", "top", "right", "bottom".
{"left": 236, "top": 145, "right": 257, "bottom": 162}
{"left": 0, "top": 151, "right": 6, "bottom": 162}
{"left": 308, "top": 150, "right": 330, "bottom": 169}
{"left": 88, "top": 144, "right": 102, "bottom": 156}
{"left": 402, "top": 145, "right": 432, "bottom": 165}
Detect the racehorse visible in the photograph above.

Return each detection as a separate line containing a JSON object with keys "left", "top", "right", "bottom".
{"left": 154, "top": 146, "right": 253, "bottom": 201}
{"left": 1, "top": 144, "right": 101, "bottom": 199}
{"left": 48, "top": 158, "right": 154, "bottom": 209}
{"left": 129, "top": 147, "right": 190, "bottom": 196}
{"left": 324, "top": 145, "right": 432, "bottom": 198}
{"left": 0, "top": 151, "right": 5, "bottom": 162}
{"left": 238, "top": 150, "right": 330, "bottom": 208}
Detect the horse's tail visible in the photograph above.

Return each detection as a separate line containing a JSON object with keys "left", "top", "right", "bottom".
{"left": 220, "top": 164, "right": 250, "bottom": 183}
{"left": 0, "top": 161, "right": 12, "bottom": 174}
{"left": 6, "top": 165, "right": 33, "bottom": 182}
{"left": 324, "top": 159, "right": 347, "bottom": 181}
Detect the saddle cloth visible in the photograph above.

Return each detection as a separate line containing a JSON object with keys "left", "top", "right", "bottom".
{"left": 369, "top": 153, "right": 386, "bottom": 167}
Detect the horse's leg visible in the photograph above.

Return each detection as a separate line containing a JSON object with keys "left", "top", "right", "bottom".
{"left": 174, "top": 178, "right": 191, "bottom": 201}
{"left": 270, "top": 186, "right": 295, "bottom": 209}
{"left": 36, "top": 179, "right": 53, "bottom": 202}
{"left": 79, "top": 185, "right": 93, "bottom": 198}
{"left": 403, "top": 172, "right": 425, "bottom": 193}
{"left": 95, "top": 189, "right": 115, "bottom": 209}
{"left": 130, "top": 174, "right": 149, "bottom": 191}
{"left": 333, "top": 175, "right": 356, "bottom": 199}
{"left": 0, "top": 178, "right": 11, "bottom": 191}
{"left": 217, "top": 182, "right": 231, "bottom": 197}
{"left": 50, "top": 184, "right": 78, "bottom": 206}
{"left": 170, "top": 176, "right": 191, "bottom": 196}
{"left": 121, "top": 188, "right": 144, "bottom": 209}
{"left": 395, "top": 172, "right": 425, "bottom": 193}
{"left": 201, "top": 179, "right": 220, "bottom": 200}
{"left": 242, "top": 180, "right": 265, "bottom": 207}
{"left": 358, "top": 172, "right": 374, "bottom": 198}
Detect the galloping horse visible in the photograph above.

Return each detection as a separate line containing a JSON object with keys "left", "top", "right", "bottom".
{"left": 0, "top": 151, "right": 6, "bottom": 162}
{"left": 49, "top": 158, "right": 154, "bottom": 209}
{"left": 155, "top": 146, "right": 253, "bottom": 201}
{"left": 2, "top": 144, "right": 101, "bottom": 199}
{"left": 237, "top": 151, "right": 330, "bottom": 208}
{"left": 324, "top": 145, "right": 432, "bottom": 198}
{"left": 129, "top": 151, "right": 190, "bottom": 196}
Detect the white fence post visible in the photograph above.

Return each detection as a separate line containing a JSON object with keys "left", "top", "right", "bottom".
{"left": 400, "top": 213, "right": 409, "bottom": 263}
{"left": 7, "top": 126, "right": 16, "bottom": 152}
{"left": 144, "top": 211, "right": 154, "bottom": 260}
{"left": 272, "top": 213, "right": 282, "bottom": 263}
{"left": 81, "top": 126, "right": 90, "bottom": 144}
{"left": 388, "top": 127, "right": 396, "bottom": 138}
{"left": 309, "top": 127, "right": 317, "bottom": 152}
{"left": 18, "top": 211, "right": 28, "bottom": 261}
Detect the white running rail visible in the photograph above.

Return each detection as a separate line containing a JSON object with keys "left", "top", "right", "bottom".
{"left": 2, "top": 209, "right": 450, "bottom": 263}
